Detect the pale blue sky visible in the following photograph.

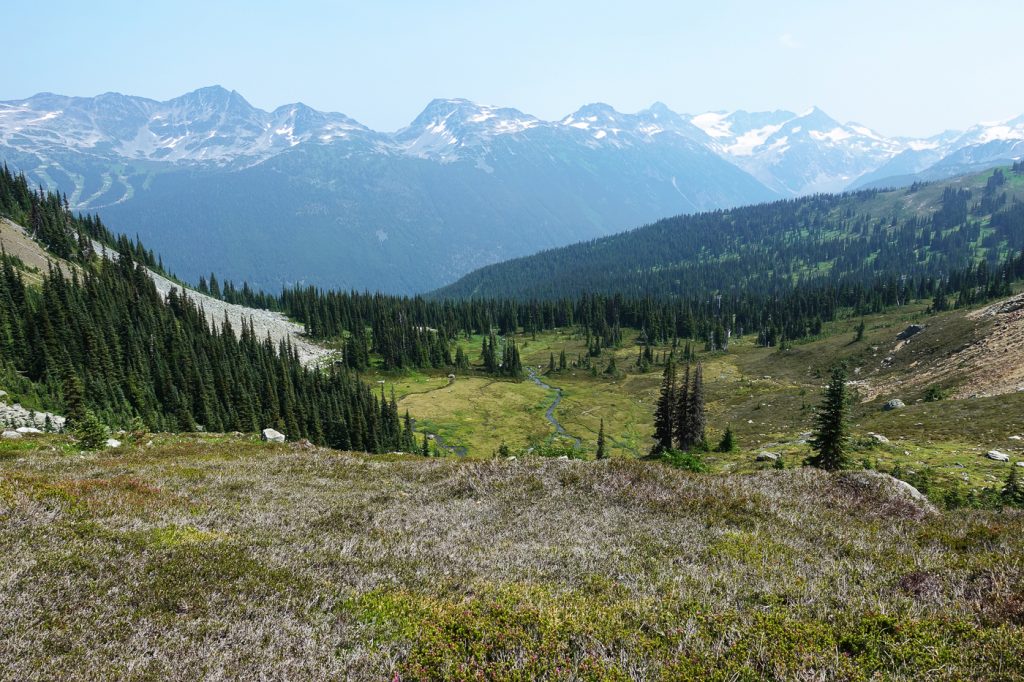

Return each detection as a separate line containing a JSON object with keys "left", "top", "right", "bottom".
{"left": 4, "top": 0, "right": 1021, "bottom": 136}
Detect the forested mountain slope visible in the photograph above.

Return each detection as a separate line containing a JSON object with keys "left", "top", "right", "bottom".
{"left": 437, "top": 166, "right": 1024, "bottom": 300}
{"left": 0, "top": 165, "right": 407, "bottom": 450}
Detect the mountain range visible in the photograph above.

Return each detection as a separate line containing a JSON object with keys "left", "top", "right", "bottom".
{"left": 2, "top": 86, "right": 1022, "bottom": 292}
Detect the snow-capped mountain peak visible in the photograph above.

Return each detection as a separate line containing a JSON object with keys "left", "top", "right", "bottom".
{"left": 394, "top": 98, "right": 541, "bottom": 158}
{"left": 2, "top": 87, "right": 1023, "bottom": 204}
{"left": 0, "top": 86, "right": 376, "bottom": 167}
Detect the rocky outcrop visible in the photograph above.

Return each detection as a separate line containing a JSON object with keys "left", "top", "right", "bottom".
{"left": 844, "top": 470, "right": 938, "bottom": 516}
{"left": 0, "top": 398, "right": 66, "bottom": 432}
{"left": 261, "top": 428, "right": 286, "bottom": 443}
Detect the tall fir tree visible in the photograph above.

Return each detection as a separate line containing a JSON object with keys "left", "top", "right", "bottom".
{"left": 652, "top": 357, "right": 676, "bottom": 454}
{"left": 685, "top": 363, "right": 707, "bottom": 451}
{"left": 806, "top": 366, "right": 850, "bottom": 470}
{"left": 674, "top": 363, "right": 691, "bottom": 450}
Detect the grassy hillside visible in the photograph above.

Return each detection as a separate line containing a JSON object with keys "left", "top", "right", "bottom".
{"left": 373, "top": 292, "right": 1024, "bottom": 503}
{"left": 2, "top": 435, "right": 1022, "bottom": 680}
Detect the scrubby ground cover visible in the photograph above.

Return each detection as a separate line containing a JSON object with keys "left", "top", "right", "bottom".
{"left": 1, "top": 435, "right": 1022, "bottom": 679}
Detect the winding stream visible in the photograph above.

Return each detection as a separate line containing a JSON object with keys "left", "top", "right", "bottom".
{"left": 408, "top": 369, "right": 583, "bottom": 456}
{"left": 527, "top": 369, "right": 581, "bottom": 447}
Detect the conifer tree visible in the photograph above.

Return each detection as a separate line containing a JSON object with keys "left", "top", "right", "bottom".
{"left": 652, "top": 357, "right": 676, "bottom": 454}
{"left": 685, "top": 363, "right": 707, "bottom": 451}
{"left": 806, "top": 366, "right": 850, "bottom": 470}
{"left": 74, "top": 410, "right": 108, "bottom": 450}
{"left": 717, "top": 424, "right": 735, "bottom": 452}
{"left": 596, "top": 419, "right": 607, "bottom": 459}
{"left": 674, "top": 363, "right": 691, "bottom": 450}
{"left": 1001, "top": 465, "right": 1024, "bottom": 507}
{"left": 454, "top": 345, "right": 469, "bottom": 372}
{"left": 604, "top": 356, "right": 617, "bottom": 375}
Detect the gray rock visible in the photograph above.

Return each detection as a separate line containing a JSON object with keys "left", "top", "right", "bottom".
{"left": 850, "top": 471, "right": 938, "bottom": 515}
{"left": 896, "top": 324, "right": 925, "bottom": 340}
{"left": 870, "top": 433, "right": 890, "bottom": 444}
{"left": 1017, "top": 462, "right": 1024, "bottom": 468}
{"left": 986, "top": 450, "right": 1011, "bottom": 462}
{"left": 261, "top": 428, "right": 286, "bottom": 443}
{"left": 883, "top": 399, "right": 906, "bottom": 411}
{"left": 1009, "top": 435, "right": 1023, "bottom": 441}
{"left": 16, "top": 427, "right": 43, "bottom": 434}
{"left": 105, "top": 438, "right": 122, "bottom": 448}
{"left": 756, "top": 451, "right": 779, "bottom": 462}
{"left": 2, "top": 430, "right": 22, "bottom": 439}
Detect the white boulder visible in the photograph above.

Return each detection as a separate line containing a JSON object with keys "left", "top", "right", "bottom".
{"left": 261, "top": 428, "right": 286, "bottom": 443}
{"left": 986, "top": 450, "right": 1010, "bottom": 462}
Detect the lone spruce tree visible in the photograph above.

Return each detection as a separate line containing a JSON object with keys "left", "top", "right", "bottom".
{"left": 1002, "top": 465, "right": 1024, "bottom": 507}
{"left": 806, "top": 366, "right": 850, "bottom": 470}
{"left": 596, "top": 419, "right": 607, "bottom": 459}
{"left": 685, "top": 363, "right": 707, "bottom": 451}
{"left": 673, "top": 363, "right": 691, "bottom": 450}
{"left": 652, "top": 357, "right": 676, "bottom": 454}
{"left": 717, "top": 424, "right": 735, "bottom": 452}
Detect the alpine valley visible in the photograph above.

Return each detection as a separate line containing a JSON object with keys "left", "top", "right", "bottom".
{"left": 3, "top": 86, "right": 1023, "bottom": 293}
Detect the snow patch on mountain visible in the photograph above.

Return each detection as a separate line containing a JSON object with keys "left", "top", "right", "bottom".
{"left": 3, "top": 87, "right": 1024, "bottom": 203}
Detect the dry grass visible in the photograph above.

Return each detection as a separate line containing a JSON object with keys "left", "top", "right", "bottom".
{"left": 1, "top": 435, "right": 1022, "bottom": 680}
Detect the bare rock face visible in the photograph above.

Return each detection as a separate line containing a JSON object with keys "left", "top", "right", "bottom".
{"left": 261, "top": 428, "right": 286, "bottom": 443}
